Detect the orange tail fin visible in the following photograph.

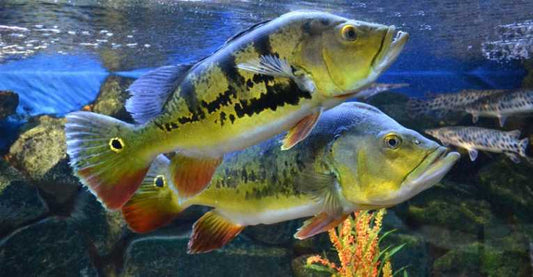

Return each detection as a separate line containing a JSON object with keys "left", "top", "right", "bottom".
{"left": 122, "top": 155, "right": 183, "bottom": 233}
{"left": 65, "top": 112, "right": 152, "bottom": 209}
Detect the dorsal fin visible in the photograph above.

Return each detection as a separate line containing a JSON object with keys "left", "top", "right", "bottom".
{"left": 224, "top": 20, "right": 271, "bottom": 45}
{"left": 125, "top": 64, "right": 192, "bottom": 124}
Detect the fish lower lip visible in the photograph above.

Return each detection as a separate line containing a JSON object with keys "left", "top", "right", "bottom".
{"left": 374, "top": 29, "right": 409, "bottom": 72}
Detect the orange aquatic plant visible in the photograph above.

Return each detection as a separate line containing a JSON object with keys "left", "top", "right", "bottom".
{"left": 306, "top": 209, "right": 406, "bottom": 277}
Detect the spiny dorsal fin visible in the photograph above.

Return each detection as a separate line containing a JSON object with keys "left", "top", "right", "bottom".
{"left": 121, "top": 154, "right": 182, "bottom": 233}
{"left": 125, "top": 64, "right": 192, "bottom": 124}
{"left": 188, "top": 211, "right": 244, "bottom": 254}
{"left": 224, "top": 20, "right": 271, "bottom": 45}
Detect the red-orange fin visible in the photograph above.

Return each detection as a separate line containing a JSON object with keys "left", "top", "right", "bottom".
{"left": 281, "top": 110, "right": 322, "bottom": 150}
{"left": 122, "top": 155, "right": 182, "bottom": 233}
{"left": 170, "top": 154, "right": 222, "bottom": 199}
{"left": 294, "top": 212, "right": 348, "bottom": 240}
{"left": 187, "top": 211, "right": 244, "bottom": 254}
{"left": 65, "top": 112, "right": 151, "bottom": 210}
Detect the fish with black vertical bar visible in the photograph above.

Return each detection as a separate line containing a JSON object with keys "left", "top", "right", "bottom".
{"left": 64, "top": 11, "right": 409, "bottom": 210}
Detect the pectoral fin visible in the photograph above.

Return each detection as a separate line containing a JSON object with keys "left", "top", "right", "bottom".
{"left": 504, "top": 152, "right": 521, "bottom": 164}
{"left": 294, "top": 212, "right": 348, "bottom": 240}
{"left": 170, "top": 154, "right": 222, "bottom": 200}
{"left": 468, "top": 149, "right": 479, "bottom": 161}
{"left": 281, "top": 110, "right": 322, "bottom": 150}
{"left": 237, "top": 55, "right": 316, "bottom": 92}
{"left": 188, "top": 211, "right": 244, "bottom": 254}
{"left": 296, "top": 169, "right": 343, "bottom": 216}
{"left": 498, "top": 115, "right": 507, "bottom": 127}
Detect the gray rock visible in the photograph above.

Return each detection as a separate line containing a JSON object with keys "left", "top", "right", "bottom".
{"left": 91, "top": 75, "right": 134, "bottom": 122}
{"left": 0, "top": 217, "right": 98, "bottom": 276}
{"left": 0, "top": 160, "right": 49, "bottom": 236}
{"left": 0, "top": 90, "right": 18, "bottom": 120}
{"left": 69, "top": 191, "right": 129, "bottom": 257}
{"left": 123, "top": 235, "right": 292, "bottom": 276}
{"left": 7, "top": 116, "right": 80, "bottom": 206}
{"left": 243, "top": 219, "right": 302, "bottom": 246}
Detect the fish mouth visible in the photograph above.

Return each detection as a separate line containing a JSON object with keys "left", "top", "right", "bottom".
{"left": 366, "top": 147, "right": 460, "bottom": 207}
{"left": 372, "top": 27, "right": 409, "bottom": 73}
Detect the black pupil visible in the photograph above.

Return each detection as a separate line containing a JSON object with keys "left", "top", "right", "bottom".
{"left": 346, "top": 28, "right": 356, "bottom": 39}
{"left": 155, "top": 177, "right": 164, "bottom": 187}
{"left": 111, "top": 139, "right": 123, "bottom": 149}
{"left": 388, "top": 138, "right": 397, "bottom": 147}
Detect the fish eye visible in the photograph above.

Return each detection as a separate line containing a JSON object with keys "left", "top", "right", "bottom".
{"left": 153, "top": 175, "right": 166, "bottom": 188}
{"left": 341, "top": 25, "right": 357, "bottom": 41}
{"left": 384, "top": 134, "right": 402, "bottom": 149}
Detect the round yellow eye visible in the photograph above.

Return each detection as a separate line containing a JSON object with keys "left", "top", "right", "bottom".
{"left": 341, "top": 25, "right": 357, "bottom": 41}
{"left": 384, "top": 134, "right": 402, "bottom": 149}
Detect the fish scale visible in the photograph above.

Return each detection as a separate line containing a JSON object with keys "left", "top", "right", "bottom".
{"left": 64, "top": 11, "right": 409, "bottom": 210}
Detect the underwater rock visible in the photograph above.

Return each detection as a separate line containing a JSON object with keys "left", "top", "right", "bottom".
{"left": 6, "top": 115, "right": 80, "bottom": 207}
{"left": 243, "top": 219, "right": 302, "bottom": 246}
{"left": 0, "top": 217, "right": 98, "bottom": 276}
{"left": 478, "top": 159, "right": 533, "bottom": 223}
{"left": 433, "top": 240, "right": 532, "bottom": 276}
{"left": 123, "top": 235, "right": 292, "bottom": 276}
{"left": 0, "top": 90, "right": 18, "bottom": 120}
{"left": 383, "top": 233, "right": 430, "bottom": 277}
{"left": 91, "top": 75, "right": 134, "bottom": 122}
{"left": 0, "top": 159, "right": 48, "bottom": 236}
{"left": 69, "top": 191, "right": 129, "bottom": 257}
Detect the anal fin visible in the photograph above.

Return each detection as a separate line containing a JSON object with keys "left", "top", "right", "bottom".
{"left": 281, "top": 110, "right": 322, "bottom": 150}
{"left": 188, "top": 211, "right": 244, "bottom": 254}
{"left": 294, "top": 212, "right": 348, "bottom": 240}
{"left": 170, "top": 154, "right": 222, "bottom": 200}
{"left": 122, "top": 155, "right": 182, "bottom": 233}
{"left": 468, "top": 149, "right": 479, "bottom": 161}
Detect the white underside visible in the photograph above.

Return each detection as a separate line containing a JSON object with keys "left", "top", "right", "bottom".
{"left": 216, "top": 202, "right": 321, "bottom": 226}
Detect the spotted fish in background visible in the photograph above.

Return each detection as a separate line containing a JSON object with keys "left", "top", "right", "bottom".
{"left": 425, "top": 126, "right": 530, "bottom": 163}
{"left": 120, "top": 103, "right": 459, "bottom": 253}
{"left": 464, "top": 89, "right": 533, "bottom": 127}
{"left": 64, "top": 11, "right": 409, "bottom": 210}
{"left": 407, "top": 89, "right": 504, "bottom": 117}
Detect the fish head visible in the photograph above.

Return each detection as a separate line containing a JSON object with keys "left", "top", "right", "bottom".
{"left": 296, "top": 13, "right": 408, "bottom": 98}
{"left": 326, "top": 111, "right": 458, "bottom": 209}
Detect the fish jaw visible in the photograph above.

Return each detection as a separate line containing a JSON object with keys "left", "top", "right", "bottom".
{"left": 339, "top": 28, "right": 409, "bottom": 98}
{"left": 363, "top": 147, "right": 460, "bottom": 207}
{"left": 372, "top": 27, "right": 409, "bottom": 74}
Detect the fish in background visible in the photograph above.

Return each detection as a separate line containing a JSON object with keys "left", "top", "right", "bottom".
{"left": 121, "top": 103, "right": 459, "bottom": 253}
{"left": 64, "top": 11, "right": 409, "bottom": 210}
{"left": 425, "top": 126, "right": 529, "bottom": 163}
{"left": 356, "top": 83, "right": 409, "bottom": 100}
{"left": 407, "top": 89, "right": 505, "bottom": 118}
{"left": 464, "top": 89, "right": 533, "bottom": 127}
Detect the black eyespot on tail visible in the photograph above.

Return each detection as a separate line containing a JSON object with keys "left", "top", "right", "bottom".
{"left": 154, "top": 175, "right": 166, "bottom": 188}
{"left": 109, "top": 137, "right": 125, "bottom": 153}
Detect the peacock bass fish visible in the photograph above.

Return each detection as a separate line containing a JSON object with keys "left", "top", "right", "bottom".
{"left": 65, "top": 11, "right": 409, "bottom": 210}
{"left": 121, "top": 103, "right": 460, "bottom": 253}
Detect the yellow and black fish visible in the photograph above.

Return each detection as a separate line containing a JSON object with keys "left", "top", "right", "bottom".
{"left": 121, "top": 103, "right": 459, "bottom": 253}
{"left": 65, "top": 11, "right": 409, "bottom": 210}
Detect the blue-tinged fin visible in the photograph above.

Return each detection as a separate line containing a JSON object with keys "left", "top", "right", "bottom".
{"left": 125, "top": 64, "right": 192, "bottom": 124}
{"left": 224, "top": 20, "right": 271, "bottom": 45}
